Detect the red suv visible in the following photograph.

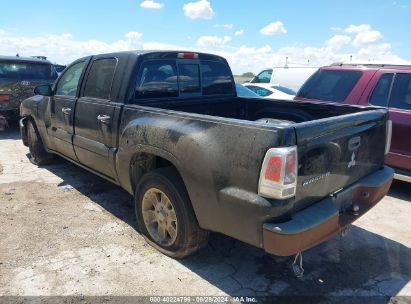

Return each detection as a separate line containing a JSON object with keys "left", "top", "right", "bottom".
{"left": 295, "top": 63, "right": 411, "bottom": 182}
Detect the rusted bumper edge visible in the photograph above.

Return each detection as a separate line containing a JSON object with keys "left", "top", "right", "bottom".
{"left": 263, "top": 166, "right": 394, "bottom": 256}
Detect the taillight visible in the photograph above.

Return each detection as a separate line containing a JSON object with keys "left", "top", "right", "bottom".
{"left": 177, "top": 52, "right": 199, "bottom": 59}
{"left": 0, "top": 94, "right": 11, "bottom": 103}
{"left": 258, "top": 146, "right": 298, "bottom": 199}
{"left": 385, "top": 120, "right": 392, "bottom": 155}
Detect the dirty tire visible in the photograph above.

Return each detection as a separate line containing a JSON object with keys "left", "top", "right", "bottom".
{"left": 135, "top": 167, "right": 209, "bottom": 258}
{"left": 27, "top": 119, "right": 53, "bottom": 165}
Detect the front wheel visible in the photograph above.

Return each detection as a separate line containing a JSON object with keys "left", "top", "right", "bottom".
{"left": 26, "top": 120, "right": 53, "bottom": 165}
{"left": 135, "top": 167, "right": 208, "bottom": 258}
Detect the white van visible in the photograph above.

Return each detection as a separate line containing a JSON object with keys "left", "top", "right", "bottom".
{"left": 249, "top": 65, "right": 319, "bottom": 92}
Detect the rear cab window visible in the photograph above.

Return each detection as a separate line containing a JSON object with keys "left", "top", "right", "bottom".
{"left": 134, "top": 57, "right": 234, "bottom": 101}
{"left": 297, "top": 69, "right": 362, "bottom": 102}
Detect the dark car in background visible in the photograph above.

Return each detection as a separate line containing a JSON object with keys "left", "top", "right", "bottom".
{"left": 53, "top": 64, "right": 67, "bottom": 75}
{"left": 295, "top": 63, "right": 411, "bottom": 182}
{"left": 0, "top": 55, "right": 58, "bottom": 127}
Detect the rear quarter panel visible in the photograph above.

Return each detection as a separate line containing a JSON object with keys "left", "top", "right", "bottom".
{"left": 115, "top": 105, "right": 296, "bottom": 244}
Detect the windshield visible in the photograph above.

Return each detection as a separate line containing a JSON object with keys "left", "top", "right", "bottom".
{"left": 271, "top": 85, "right": 296, "bottom": 95}
{"left": 297, "top": 70, "right": 362, "bottom": 102}
{"left": 0, "top": 61, "right": 58, "bottom": 81}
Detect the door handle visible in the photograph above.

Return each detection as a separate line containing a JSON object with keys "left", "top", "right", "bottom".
{"left": 61, "top": 107, "right": 72, "bottom": 115}
{"left": 97, "top": 114, "right": 111, "bottom": 124}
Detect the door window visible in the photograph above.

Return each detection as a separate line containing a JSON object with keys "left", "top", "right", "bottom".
{"left": 389, "top": 73, "right": 411, "bottom": 111}
{"left": 245, "top": 85, "right": 273, "bottom": 97}
{"left": 369, "top": 74, "right": 394, "bottom": 107}
{"left": 256, "top": 70, "right": 272, "bottom": 83}
{"left": 55, "top": 61, "right": 86, "bottom": 97}
{"left": 83, "top": 58, "right": 117, "bottom": 100}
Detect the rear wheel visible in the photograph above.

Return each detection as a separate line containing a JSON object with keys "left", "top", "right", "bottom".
{"left": 135, "top": 167, "right": 208, "bottom": 258}
{"left": 27, "top": 120, "right": 53, "bottom": 165}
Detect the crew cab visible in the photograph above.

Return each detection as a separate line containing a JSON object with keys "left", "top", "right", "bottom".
{"left": 20, "top": 51, "right": 393, "bottom": 259}
{"left": 295, "top": 63, "right": 411, "bottom": 183}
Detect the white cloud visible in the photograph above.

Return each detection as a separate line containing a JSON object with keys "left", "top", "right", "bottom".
{"left": 196, "top": 35, "right": 231, "bottom": 47}
{"left": 260, "top": 21, "right": 287, "bottom": 36}
{"left": 0, "top": 25, "right": 408, "bottom": 75}
{"left": 140, "top": 0, "right": 164, "bottom": 9}
{"left": 125, "top": 31, "right": 143, "bottom": 40}
{"left": 326, "top": 35, "right": 351, "bottom": 50}
{"left": 344, "top": 24, "right": 371, "bottom": 33}
{"left": 344, "top": 24, "right": 383, "bottom": 47}
{"left": 183, "top": 0, "right": 214, "bottom": 20}
{"left": 223, "top": 24, "right": 233, "bottom": 29}
{"left": 234, "top": 29, "right": 244, "bottom": 36}
{"left": 352, "top": 30, "right": 382, "bottom": 47}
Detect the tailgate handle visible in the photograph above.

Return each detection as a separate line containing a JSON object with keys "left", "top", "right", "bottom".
{"left": 348, "top": 136, "right": 361, "bottom": 151}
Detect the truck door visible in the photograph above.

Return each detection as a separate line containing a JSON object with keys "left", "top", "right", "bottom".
{"left": 73, "top": 57, "right": 121, "bottom": 179}
{"left": 48, "top": 60, "right": 88, "bottom": 160}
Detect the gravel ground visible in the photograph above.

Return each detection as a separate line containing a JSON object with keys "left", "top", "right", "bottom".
{"left": 0, "top": 126, "right": 410, "bottom": 302}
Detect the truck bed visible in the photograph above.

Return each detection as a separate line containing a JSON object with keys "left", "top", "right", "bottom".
{"left": 142, "top": 96, "right": 375, "bottom": 123}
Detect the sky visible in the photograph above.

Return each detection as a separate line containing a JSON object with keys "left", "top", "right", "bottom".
{"left": 0, "top": 0, "right": 410, "bottom": 74}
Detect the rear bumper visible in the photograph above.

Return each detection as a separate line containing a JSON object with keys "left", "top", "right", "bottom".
{"left": 262, "top": 166, "right": 394, "bottom": 256}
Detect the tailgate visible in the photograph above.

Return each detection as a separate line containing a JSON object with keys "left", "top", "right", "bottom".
{"left": 293, "top": 109, "right": 388, "bottom": 211}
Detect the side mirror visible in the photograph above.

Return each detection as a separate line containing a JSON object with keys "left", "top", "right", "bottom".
{"left": 34, "top": 84, "right": 53, "bottom": 96}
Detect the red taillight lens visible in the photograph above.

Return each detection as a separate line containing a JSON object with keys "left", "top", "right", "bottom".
{"left": 265, "top": 156, "right": 282, "bottom": 182}
{"left": 0, "top": 94, "right": 11, "bottom": 102}
{"left": 177, "top": 52, "right": 199, "bottom": 59}
{"left": 259, "top": 146, "right": 298, "bottom": 199}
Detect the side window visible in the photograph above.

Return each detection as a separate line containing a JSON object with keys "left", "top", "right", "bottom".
{"left": 55, "top": 61, "right": 86, "bottom": 97}
{"left": 257, "top": 70, "right": 272, "bottom": 83}
{"left": 389, "top": 73, "right": 411, "bottom": 110}
{"left": 201, "top": 61, "right": 234, "bottom": 95}
{"left": 135, "top": 60, "right": 178, "bottom": 99}
{"left": 297, "top": 70, "right": 362, "bottom": 102}
{"left": 83, "top": 58, "right": 117, "bottom": 100}
{"left": 178, "top": 64, "right": 200, "bottom": 93}
{"left": 369, "top": 74, "right": 394, "bottom": 107}
{"left": 246, "top": 85, "right": 272, "bottom": 97}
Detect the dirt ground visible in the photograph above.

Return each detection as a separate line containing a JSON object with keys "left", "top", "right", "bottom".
{"left": 0, "top": 126, "right": 410, "bottom": 302}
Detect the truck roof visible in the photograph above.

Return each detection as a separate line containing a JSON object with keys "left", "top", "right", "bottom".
{"left": 329, "top": 62, "right": 411, "bottom": 70}
{"left": 0, "top": 55, "right": 53, "bottom": 65}
{"left": 82, "top": 50, "right": 227, "bottom": 62}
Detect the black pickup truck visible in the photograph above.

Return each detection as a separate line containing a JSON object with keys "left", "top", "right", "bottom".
{"left": 20, "top": 51, "right": 393, "bottom": 260}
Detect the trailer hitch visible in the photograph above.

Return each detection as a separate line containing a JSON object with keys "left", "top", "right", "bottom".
{"left": 292, "top": 252, "right": 304, "bottom": 278}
